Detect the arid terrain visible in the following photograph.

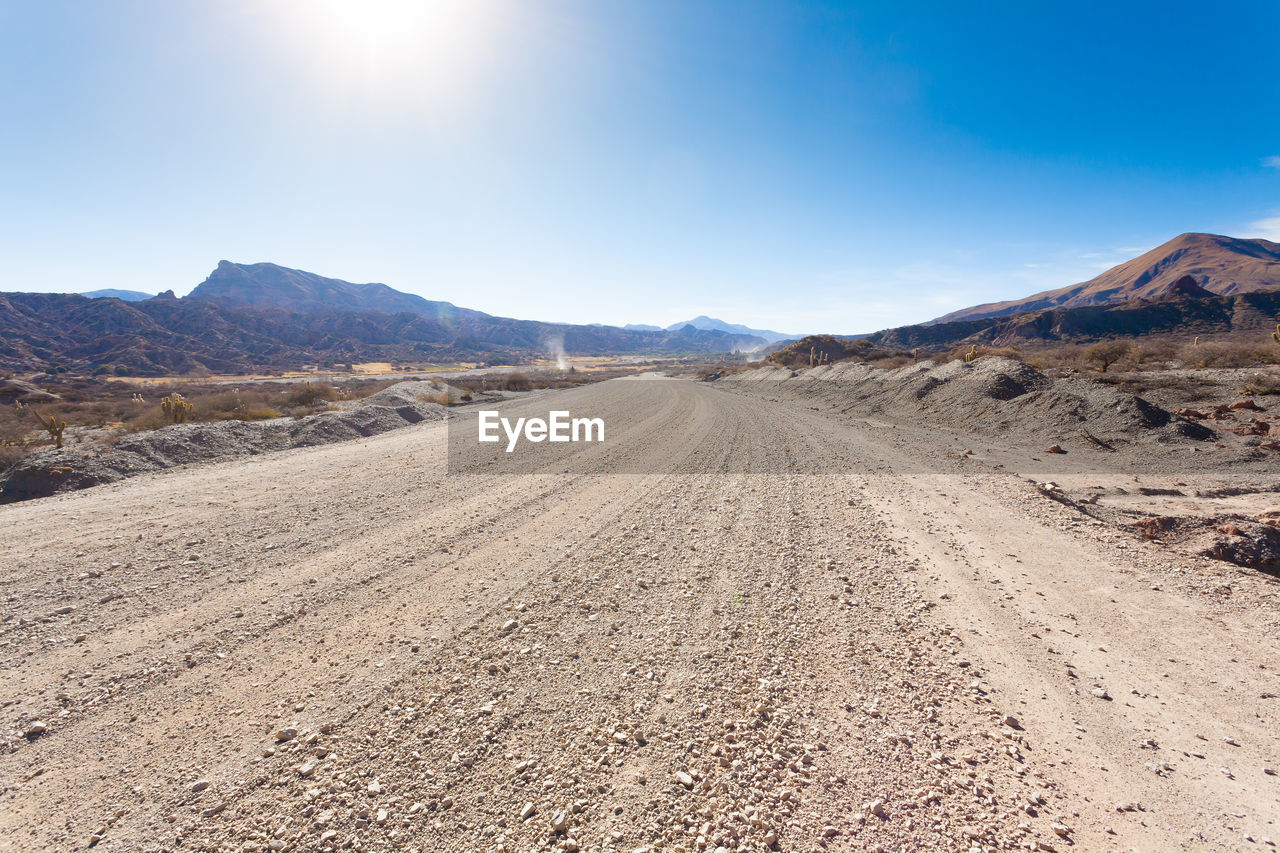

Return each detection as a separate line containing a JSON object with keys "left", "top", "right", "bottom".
{"left": 2, "top": 369, "right": 1279, "bottom": 852}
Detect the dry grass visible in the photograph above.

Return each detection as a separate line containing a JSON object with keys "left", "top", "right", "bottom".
{"left": 1241, "top": 374, "right": 1280, "bottom": 396}
{"left": 419, "top": 390, "right": 456, "bottom": 406}
{"left": 0, "top": 378, "right": 398, "bottom": 470}
{"left": 926, "top": 336, "right": 1280, "bottom": 374}
{"left": 0, "top": 368, "right": 628, "bottom": 471}
{"left": 446, "top": 367, "right": 642, "bottom": 395}
{"left": 937, "top": 345, "right": 1025, "bottom": 365}
{"left": 1174, "top": 340, "right": 1280, "bottom": 368}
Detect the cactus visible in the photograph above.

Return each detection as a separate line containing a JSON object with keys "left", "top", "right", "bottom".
{"left": 32, "top": 410, "right": 66, "bottom": 448}
{"left": 161, "top": 393, "right": 193, "bottom": 424}
{"left": 808, "top": 346, "right": 816, "bottom": 367}
{"left": 964, "top": 345, "right": 979, "bottom": 363}
{"left": 1193, "top": 335, "right": 1200, "bottom": 346}
{"left": 912, "top": 347, "right": 920, "bottom": 363}
{"left": 1272, "top": 325, "right": 1280, "bottom": 346}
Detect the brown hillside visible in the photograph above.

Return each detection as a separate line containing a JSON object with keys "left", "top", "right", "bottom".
{"left": 934, "top": 233, "right": 1280, "bottom": 324}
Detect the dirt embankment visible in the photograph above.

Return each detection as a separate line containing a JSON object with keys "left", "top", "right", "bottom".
{"left": 724, "top": 356, "right": 1214, "bottom": 448}
{"left": 0, "top": 382, "right": 453, "bottom": 503}
{"left": 724, "top": 357, "right": 1280, "bottom": 575}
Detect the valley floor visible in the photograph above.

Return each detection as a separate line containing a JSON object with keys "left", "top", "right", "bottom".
{"left": 1, "top": 378, "right": 1277, "bottom": 852}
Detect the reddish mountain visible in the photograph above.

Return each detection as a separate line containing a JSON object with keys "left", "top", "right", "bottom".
{"left": 934, "top": 233, "right": 1280, "bottom": 324}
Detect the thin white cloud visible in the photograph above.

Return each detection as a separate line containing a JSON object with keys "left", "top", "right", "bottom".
{"left": 1263, "top": 155, "right": 1280, "bottom": 169}
{"left": 1247, "top": 215, "right": 1280, "bottom": 241}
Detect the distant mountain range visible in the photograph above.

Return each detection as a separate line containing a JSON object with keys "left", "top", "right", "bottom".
{"left": 933, "top": 233, "right": 1280, "bottom": 324}
{"left": 626, "top": 316, "right": 793, "bottom": 343}
{"left": 0, "top": 262, "right": 767, "bottom": 376}
{"left": 11, "top": 232, "right": 1277, "bottom": 376}
{"left": 82, "top": 288, "right": 153, "bottom": 301}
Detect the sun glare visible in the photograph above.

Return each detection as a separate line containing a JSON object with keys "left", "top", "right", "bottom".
{"left": 276, "top": 0, "right": 507, "bottom": 110}
{"left": 316, "top": 0, "right": 463, "bottom": 52}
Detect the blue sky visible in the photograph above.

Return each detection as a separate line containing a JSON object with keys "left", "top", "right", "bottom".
{"left": 2, "top": 0, "right": 1278, "bottom": 334}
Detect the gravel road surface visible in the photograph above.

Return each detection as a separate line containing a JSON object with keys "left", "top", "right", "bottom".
{"left": 2, "top": 377, "right": 1277, "bottom": 852}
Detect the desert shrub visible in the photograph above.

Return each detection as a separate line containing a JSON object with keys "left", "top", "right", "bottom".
{"left": 1176, "top": 341, "right": 1280, "bottom": 368}
{"left": 1084, "top": 341, "right": 1131, "bottom": 372}
{"left": 192, "top": 390, "right": 281, "bottom": 421}
{"left": 1022, "top": 345, "right": 1083, "bottom": 372}
{"left": 1109, "top": 340, "right": 1177, "bottom": 371}
{"left": 123, "top": 409, "right": 170, "bottom": 432}
{"left": 868, "top": 355, "right": 913, "bottom": 368}
{"left": 420, "top": 389, "right": 455, "bottom": 405}
{"left": 0, "top": 376, "right": 418, "bottom": 442}
{"left": 0, "top": 406, "right": 31, "bottom": 445}
{"left": 79, "top": 400, "right": 128, "bottom": 428}
{"left": 501, "top": 372, "right": 533, "bottom": 392}
{"left": 938, "top": 345, "right": 1025, "bottom": 365}
{"left": 446, "top": 367, "right": 636, "bottom": 395}
{"left": 1240, "top": 373, "right": 1280, "bottom": 396}
{"left": 1019, "top": 340, "right": 1190, "bottom": 373}
{"left": 0, "top": 444, "right": 27, "bottom": 471}
{"left": 283, "top": 383, "right": 342, "bottom": 409}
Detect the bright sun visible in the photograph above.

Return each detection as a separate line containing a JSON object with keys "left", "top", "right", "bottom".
{"left": 276, "top": 0, "right": 507, "bottom": 109}
{"left": 315, "top": 0, "right": 471, "bottom": 52}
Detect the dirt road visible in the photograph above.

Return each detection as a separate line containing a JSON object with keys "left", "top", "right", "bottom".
{"left": 2, "top": 378, "right": 1277, "bottom": 852}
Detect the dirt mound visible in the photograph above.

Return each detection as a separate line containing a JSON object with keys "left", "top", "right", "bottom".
{"left": 0, "top": 378, "right": 60, "bottom": 403}
{"left": 361, "top": 379, "right": 456, "bottom": 408}
{"left": 725, "top": 356, "right": 1214, "bottom": 447}
{"left": 286, "top": 403, "right": 433, "bottom": 448}
{"left": 0, "top": 390, "right": 447, "bottom": 502}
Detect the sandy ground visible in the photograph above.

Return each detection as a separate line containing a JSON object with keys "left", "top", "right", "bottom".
{"left": 1, "top": 378, "right": 1278, "bottom": 852}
